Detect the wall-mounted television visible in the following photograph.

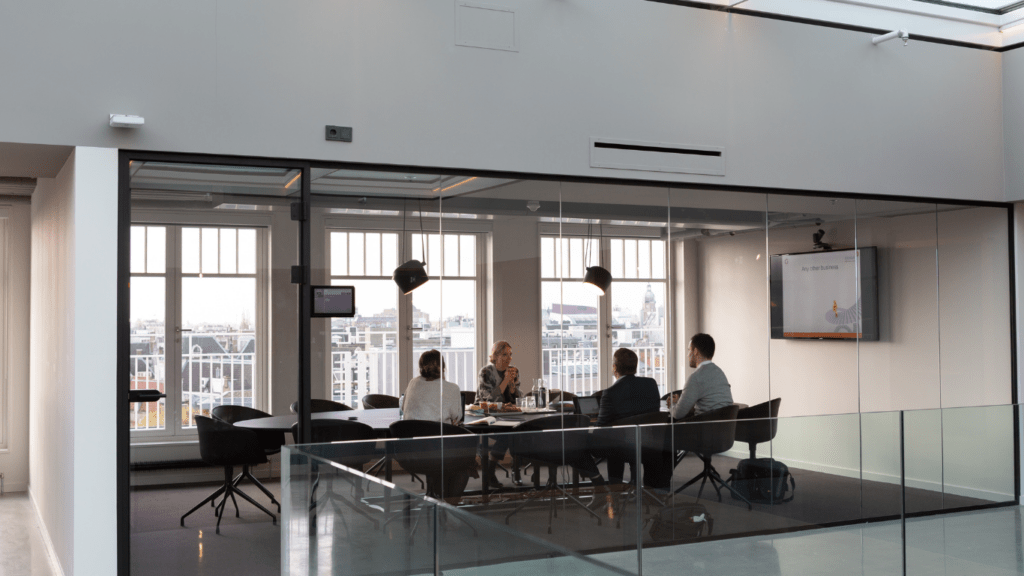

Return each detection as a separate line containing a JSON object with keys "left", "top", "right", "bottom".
{"left": 770, "top": 247, "right": 878, "bottom": 341}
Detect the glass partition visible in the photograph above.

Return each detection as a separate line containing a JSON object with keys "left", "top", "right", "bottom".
{"left": 128, "top": 160, "right": 303, "bottom": 576}
{"left": 282, "top": 406, "right": 1019, "bottom": 575}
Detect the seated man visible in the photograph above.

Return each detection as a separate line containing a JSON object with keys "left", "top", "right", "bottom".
{"left": 671, "top": 333, "right": 733, "bottom": 420}
{"left": 596, "top": 348, "right": 665, "bottom": 488}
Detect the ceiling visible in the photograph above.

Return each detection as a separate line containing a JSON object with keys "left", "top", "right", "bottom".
{"left": 654, "top": 0, "right": 1024, "bottom": 48}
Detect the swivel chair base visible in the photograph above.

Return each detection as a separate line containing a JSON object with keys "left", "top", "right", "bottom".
{"left": 182, "top": 466, "right": 277, "bottom": 534}
{"left": 673, "top": 455, "right": 752, "bottom": 511}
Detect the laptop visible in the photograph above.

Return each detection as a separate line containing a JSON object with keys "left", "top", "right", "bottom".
{"left": 573, "top": 396, "right": 600, "bottom": 422}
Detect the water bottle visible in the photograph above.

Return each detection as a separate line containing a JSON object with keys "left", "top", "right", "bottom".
{"left": 533, "top": 378, "right": 548, "bottom": 409}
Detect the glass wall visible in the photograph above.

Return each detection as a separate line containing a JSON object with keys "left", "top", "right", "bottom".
{"left": 125, "top": 158, "right": 1017, "bottom": 576}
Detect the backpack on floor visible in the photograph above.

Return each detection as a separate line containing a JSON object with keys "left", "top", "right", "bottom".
{"left": 727, "top": 457, "right": 795, "bottom": 504}
{"left": 646, "top": 502, "right": 713, "bottom": 541}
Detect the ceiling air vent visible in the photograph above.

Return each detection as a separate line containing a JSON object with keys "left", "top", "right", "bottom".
{"left": 590, "top": 138, "right": 725, "bottom": 176}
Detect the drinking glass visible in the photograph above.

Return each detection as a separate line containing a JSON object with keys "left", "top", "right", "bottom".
{"left": 527, "top": 396, "right": 536, "bottom": 409}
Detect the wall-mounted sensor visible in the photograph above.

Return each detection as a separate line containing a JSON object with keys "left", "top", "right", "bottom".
{"left": 325, "top": 125, "right": 352, "bottom": 142}
{"left": 109, "top": 114, "right": 144, "bottom": 128}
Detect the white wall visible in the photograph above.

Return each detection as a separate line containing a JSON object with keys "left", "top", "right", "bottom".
{"left": 1004, "top": 49, "right": 1024, "bottom": 202}
{"left": 0, "top": 202, "right": 32, "bottom": 493}
{"left": 0, "top": 0, "right": 1006, "bottom": 202}
{"left": 30, "top": 154, "right": 76, "bottom": 574}
{"left": 696, "top": 205, "right": 1014, "bottom": 500}
{"left": 29, "top": 147, "right": 119, "bottom": 576}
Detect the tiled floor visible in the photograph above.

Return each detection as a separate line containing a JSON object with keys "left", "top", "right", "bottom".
{"left": 0, "top": 493, "right": 59, "bottom": 576}
{"left": 5, "top": 483, "right": 1024, "bottom": 576}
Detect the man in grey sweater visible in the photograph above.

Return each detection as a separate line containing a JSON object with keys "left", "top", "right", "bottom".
{"left": 671, "top": 333, "right": 733, "bottom": 420}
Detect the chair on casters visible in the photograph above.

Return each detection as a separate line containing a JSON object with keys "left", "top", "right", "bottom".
{"left": 289, "top": 420, "right": 380, "bottom": 530}
{"left": 211, "top": 405, "right": 285, "bottom": 512}
{"left": 362, "top": 394, "right": 400, "bottom": 409}
{"left": 504, "top": 414, "right": 604, "bottom": 534}
{"left": 181, "top": 416, "right": 277, "bottom": 533}
{"left": 385, "top": 420, "right": 480, "bottom": 539}
{"left": 290, "top": 399, "right": 355, "bottom": 413}
{"left": 600, "top": 411, "right": 672, "bottom": 521}
{"left": 670, "top": 404, "right": 752, "bottom": 510}
{"left": 734, "top": 398, "right": 781, "bottom": 459}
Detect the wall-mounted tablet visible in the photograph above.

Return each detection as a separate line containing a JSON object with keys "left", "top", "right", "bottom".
{"left": 311, "top": 286, "right": 355, "bottom": 318}
{"left": 769, "top": 247, "right": 878, "bottom": 341}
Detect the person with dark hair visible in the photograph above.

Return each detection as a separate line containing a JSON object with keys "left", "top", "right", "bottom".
{"left": 671, "top": 333, "right": 733, "bottom": 420}
{"left": 595, "top": 348, "right": 660, "bottom": 427}
{"left": 593, "top": 348, "right": 664, "bottom": 488}
{"left": 401, "top": 350, "right": 462, "bottom": 425}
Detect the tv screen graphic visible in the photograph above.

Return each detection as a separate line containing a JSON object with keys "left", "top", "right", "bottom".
{"left": 770, "top": 247, "right": 878, "bottom": 341}
{"left": 311, "top": 286, "right": 355, "bottom": 318}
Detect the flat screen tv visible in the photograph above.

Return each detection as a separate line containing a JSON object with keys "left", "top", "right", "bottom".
{"left": 769, "top": 247, "right": 878, "bottom": 341}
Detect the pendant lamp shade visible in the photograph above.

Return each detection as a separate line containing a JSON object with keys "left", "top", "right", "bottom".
{"left": 393, "top": 260, "right": 429, "bottom": 294}
{"left": 583, "top": 266, "right": 612, "bottom": 296}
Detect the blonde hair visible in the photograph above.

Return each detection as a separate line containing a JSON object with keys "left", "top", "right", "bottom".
{"left": 489, "top": 341, "right": 511, "bottom": 363}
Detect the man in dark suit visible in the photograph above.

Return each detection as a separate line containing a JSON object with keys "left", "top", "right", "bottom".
{"left": 595, "top": 348, "right": 668, "bottom": 488}
{"left": 596, "top": 348, "right": 660, "bottom": 426}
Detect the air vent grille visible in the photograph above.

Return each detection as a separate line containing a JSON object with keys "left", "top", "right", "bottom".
{"left": 590, "top": 138, "right": 725, "bottom": 176}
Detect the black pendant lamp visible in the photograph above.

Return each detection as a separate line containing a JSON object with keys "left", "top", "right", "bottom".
{"left": 583, "top": 265, "right": 612, "bottom": 296}
{"left": 394, "top": 259, "right": 429, "bottom": 294}
{"left": 393, "top": 200, "right": 430, "bottom": 294}
{"left": 582, "top": 220, "right": 612, "bottom": 296}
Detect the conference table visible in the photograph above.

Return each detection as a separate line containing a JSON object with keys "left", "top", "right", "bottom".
{"left": 235, "top": 407, "right": 563, "bottom": 494}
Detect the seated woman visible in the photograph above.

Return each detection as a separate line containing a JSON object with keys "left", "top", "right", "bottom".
{"left": 400, "top": 350, "right": 473, "bottom": 500}
{"left": 401, "top": 349, "right": 462, "bottom": 425}
{"left": 476, "top": 341, "right": 522, "bottom": 488}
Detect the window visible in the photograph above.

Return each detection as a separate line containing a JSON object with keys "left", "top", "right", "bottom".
{"left": 130, "top": 225, "right": 265, "bottom": 437}
{"left": 327, "top": 229, "right": 482, "bottom": 405}
{"left": 609, "top": 238, "right": 667, "bottom": 391}
{"left": 541, "top": 235, "right": 668, "bottom": 395}
{"left": 328, "top": 232, "right": 400, "bottom": 404}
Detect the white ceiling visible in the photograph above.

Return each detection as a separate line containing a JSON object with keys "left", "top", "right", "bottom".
{"left": 679, "top": 0, "right": 1024, "bottom": 47}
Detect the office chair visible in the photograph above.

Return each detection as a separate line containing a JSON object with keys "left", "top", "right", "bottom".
{"left": 460, "top": 390, "right": 477, "bottom": 406}
{"left": 593, "top": 412, "right": 672, "bottom": 525}
{"left": 734, "top": 398, "right": 781, "bottom": 460}
{"left": 290, "top": 420, "right": 380, "bottom": 530}
{"left": 181, "top": 416, "right": 276, "bottom": 533}
{"left": 385, "top": 420, "right": 480, "bottom": 539}
{"left": 210, "top": 405, "right": 284, "bottom": 512}
{"left": 670, "top": 404, "right": 752, "bottom": 510}
{"left": 289, "top": 399, "right": 355, "bottom": 413}
{"left": 362, "top": 394, "right": 400, "bottom": 409}
{"left": 504, "top": 414, "right": 604, "bottom": 534}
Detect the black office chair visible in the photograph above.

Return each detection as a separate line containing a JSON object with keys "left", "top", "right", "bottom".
{"left": 362, "top": 394, "right": 400, "bottom": 409}
{"left": 181, "top": 416, "right": 276, "bottom": 533}
{"left": 289, "top": 399, "right": 355, "bottom": 414}
{"left": 734, "top": 398, "right": 781, "bottom": 460}
{"left": 290, "top": 420, "right": 380, "bottom": 529}
{"left": 671, "top": 404, "right": 751, "bottom": 510}
{"left": 603, "top": 412, "right": 672, "bottom": 483}
{"left": 549, "top": 390, "right": 578, "bottom": 403}
{"left": 460, "top": 390, "right": 477, "bottom": 406}
{"left": 386, "top": 420, "right": 480, "bottom": 538}
{"left": 504, "top": 414, "right": 604, "bottom": 533}
{"left": 591, "top": 390, "right": 604, "bottom": 402}
{"left": 210, "top": 405, "right": 284, "bottom": 512}
{"left": 594, "top": 412, "right": 672, "bottom": 524}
